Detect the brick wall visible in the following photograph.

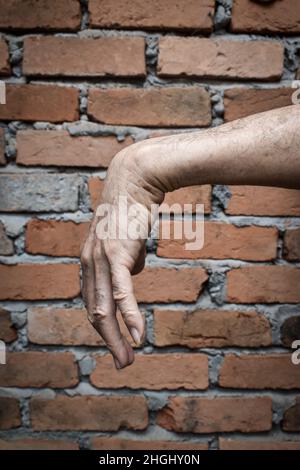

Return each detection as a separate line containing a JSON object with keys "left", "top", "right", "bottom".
{"left": 0, "top": 0, "right": 300, "bottom": 450}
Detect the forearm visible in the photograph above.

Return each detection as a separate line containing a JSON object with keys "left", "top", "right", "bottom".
{"left": 137, "top": 104, "right": 300, "bottom": 192}
{"left": 83, "top": 106, "right": 300, "bottom": 370}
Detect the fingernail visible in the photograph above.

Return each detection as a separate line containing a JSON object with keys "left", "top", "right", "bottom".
{"left": 130, "top": 327, "right": 141, "bottom": 345}
{"left": 114, "top": 357, "right": 121, "bottom": 369}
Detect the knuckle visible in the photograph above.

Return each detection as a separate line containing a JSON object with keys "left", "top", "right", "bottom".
{"left": 88, "top": 306, "right": 109, "bottom": 325}
{"left": 80, "top": 246, "right": 91, "bottom": 269}
{"left": 80, "top": 253, "right": 89, "bottom": 269}
{"left": 112, "top": 285, "right": 128, "bottom": 302}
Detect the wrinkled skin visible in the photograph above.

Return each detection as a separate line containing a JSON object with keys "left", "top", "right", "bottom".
{"left": 81, "top": 105, "right": 300, "bottom": 370}
{"left": 81, "top": 144, "right": 163, "bottom": 369}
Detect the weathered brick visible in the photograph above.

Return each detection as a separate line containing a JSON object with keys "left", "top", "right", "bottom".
{"left": 158, "top": 38, "right": 283, "bottom": 81}
{"left": 88, "top": 87, "right": 212, "bottom": 127}
{"left": 89, "top": 0, "right": 214, "bottom": 32}
{"left": 157, "top": 397, "right": 272, "bottom": 433}
{"left": 281, "top": 316, "right": 300, "bottom": 348}
{"left": 23, "top": 36, "right": 146, "bottom": 77}
{"left": 0, "top": 221, "right": 14, "bottom": 255}
{"left": 219, "top": 438, "right": 300, "bottom": 450}
{"left": 0, "top": 308, "right": 17, "bottom": 343}
{"left": 153, "top": 309, "right": 271, "bottom": 348}
{"left": 30, "top": 395, "right": 148, "bottom": 431}
{"left": 0, "top": 39, "right": 10, "bottom": 75}
{"left": 27, "top": 307, "right": 143, "bottom": 347}
{"left": 0, "top": 128, "right": 5, "bottom": 165}
{"left": 0, "top": 264, "right": 80, "bottom": 300}
{"left": 0, "top": 0, "right": 81, "bottom": 31}
{"left": 90, "top": 353, "right": 208, "bottom": 390}
{"left": 158, "top": 221, "right": 277, "bottom": 261}
{"left": 227, "top": 266, "right": 300, "bottom": 304}
{"left": 220, "top": 354, "right": 300, "bottom": 389}
{"left": 231, "top": 0, "right": 300, "bottom": 34}
{"left": 161, "top": 185, "right": 212, "bottom": 214}
{"left": 0, "top": 397, "right": 21, "bottom": 430}
{"left": 225, "top": 186, "right": 300, "bottom": 216}
{"left": 89, "top": 177, "right": 105, "bottom": 210}
{"left": 284, "top": 228, "right": 300, "bottom": 261}
{"left": 0, "top": 352, "right": 78, "bottom": 388}
{"left": 0, "top": 439, "right": 79, "bottom": 450}
{"left": 92, "top": 437, "right": 208, "bottom": 450}
{"left": 148, "top": 129, "right": 187, "bottom": 139}
{"left": 17, "top": 131, "right": 133, "bottom": 168}
{"left": 0, "top": 174, "right": 80, "bottom": 212}
{"left": 224, "top": 88, "right": 294, "bottom": 121}
{"left": 282, "top": 398, "right": 300, "bottom": 431}
{"left": 26, "top": 220, "right": 89, "bottom": 257}
{"left": 0, "top": 85, "right": 79, "bottom": 122}
{"left": 134, "top": 267, "right": 208, "bottom": 303}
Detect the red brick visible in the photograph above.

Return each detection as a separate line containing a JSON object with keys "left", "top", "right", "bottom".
{"left": 161, "top": 185, "right": 212, "bottom": 214}
{"left": 153, "top": 309, "right": 271, "bottom": 348}
{"left": 0, "top": 221, "right": 14, "bottom": 255}
{"left": 134, "top": 267, "right": 208, "bottom": 303}
{"left": 157, "top": 396, "right": 272, "bottom": 433}
{"left": 158, "top": 38, "right": 283, "bottom": 81}
{"left": 220, "top": 354, "right": 300, "bottom": 390}
{"left": 0, "top": 39, "right": 10, "bottom": 75}
{"left": 0, "top": 128, "right": 5, "bottom": 165}
{"left": 148, "top": 129, "right": 187, "bottom": 138}
{"left": 158, "top": 221, "right": 277, "bottom": 261}
{"left": 27, "top": 307, "right": 143, "bottom": 347}
{"left": 23, "top": 36, "right": 146, "bottom": 78}
{"left": 282, "top": 398, "right": 300, "bottom": 431}
{"left": 0, "top": 0, "right": 81, "bottom": 31}
{"left": 17, "top": 131, "right": 133, "bottom": 167}
{"left": 231, "top": 0, "right": 300, "bottom": 34}
{"left": 30, "top": 395, "right": 148, "bottom": 431}
{"left": 92, "top": 437, "right": 208, "bottom": 450}
{"left": 219, "top": 438, "right": 300, "bottom": 450}
{"left": 226, "top": 186, "right": 300, "bottom": 216}
{"left": 0, "top": 264, "right": 80, "bottom": 300}
{"left": 0, "top": 439, "right": 79, "bottom": 450}
{"left": 224, "top": 88, "right": 294, "bottom": 121}
{"left": 0, "top": 85, "right": 79, "bottom": 122}
{"left": 88, "top": 87, "right": 211, "bottom": 127}
{"left": 89, "top": 0, "right": 214, "bottom": 32}
{"left": 0, "top": 397, "right": 21, "bottom": 430}
{"left": 0, "top": 352, "right": 78, "bottom": 388}
{"left": 0, "top": 308, "right": 17, "bottom": 343}
{"left": 227, "top": 266, "right": 300, "bottom": 304}
{"left": 25, "top": 220, "right": 89, "bottom": 257}
{"left": 90, "top": 353, "right": 208, "bottom": 390}
{"left": 89, "top": 177, "right": 105, "bottom": 210}
{"left": 284, "top": 228, "right": 300, "bottom": 261}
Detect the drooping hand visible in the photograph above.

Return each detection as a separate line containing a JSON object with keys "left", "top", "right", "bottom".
{"left": 81, "top": 144, "right": 163, "bottom": 369}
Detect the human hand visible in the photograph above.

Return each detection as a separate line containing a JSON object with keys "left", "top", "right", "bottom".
{"left": 81, "top": 144, "right": 164, "bottom": 370}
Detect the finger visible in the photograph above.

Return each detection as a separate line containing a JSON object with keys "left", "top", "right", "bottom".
{"left": 93, "top": 240, "right": 134, "bottom": 369}
{"left": 81, "top": 223, "right": 97, "bottom": 317}
{"left": 131, "top": 245, "right": 146, "bottom": 275}
{"left": 109, "top": 261, "right": 144, "bottom": 345}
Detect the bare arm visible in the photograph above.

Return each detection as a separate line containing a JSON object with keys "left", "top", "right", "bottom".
{"left": 139, "top": 104, "right": 300, "bottom": 192}
{"left": 81, "top": 105, "right": 300, "bottom": 370}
